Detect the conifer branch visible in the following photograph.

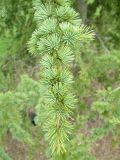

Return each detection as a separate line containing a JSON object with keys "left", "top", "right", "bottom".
{"left": 28, "top": 0, "right": 94, "bottom": 157}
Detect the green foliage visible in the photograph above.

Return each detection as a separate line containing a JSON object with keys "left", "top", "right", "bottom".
{"left": 86, "top": 0, "right": 95, "bottom": 5}
{"left": 0, "top": 75, "right": 42, "bottom": 158}
{"left": 0, "top": 0, "right": 35, "bottom": 92}
{"left": 17, "top": 75, "right": 41, "bottom": 108}
{"left": 28, "top": 0, "right": 93, "bottom": 158}
{"left": 0, "top": 38, "right": 11, "bottom": 57}
{"left": 0, "top": 0, "right": 120, "bottom": 159}
{"left": 86, "top": 0, "right": 120, "bottom": 48}
{"left": 0, "top": 0, "right": 33, "bottom": 35}
{"left": 73, "top": 1, "right": 120, "bottom": 159}
{"left": 92, "top": 87, "right": 120, "bottom": 125}
{"left": 0, "top": 147, "right": 12, "bottom": 160}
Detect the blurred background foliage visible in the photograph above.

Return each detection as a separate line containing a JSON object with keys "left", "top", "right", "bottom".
{"left": 0, "top": 0, "right": 120, "bottom": 159}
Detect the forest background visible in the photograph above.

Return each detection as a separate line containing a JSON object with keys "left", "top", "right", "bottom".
{"left": 0, "top": 0, "right": 120, "bottom": 160}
